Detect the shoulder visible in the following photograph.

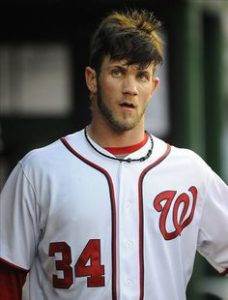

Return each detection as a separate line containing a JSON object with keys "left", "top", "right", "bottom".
{"left": 153, "top": 135, "right": 213, "bottom": 175}
{"left": 153, "top": 135, "right": 202, "bottom": 161}
{"left": 20, "top": 139, "right": 62, "bottom": 168}
{"left": 170, "top": 144, "right": 205, "bottom": 164}
{"left": 19, "top": 130, "right": 83, "bottom": 174}
{"left": 168, "top": 141, "right": 208, "bottom": 167}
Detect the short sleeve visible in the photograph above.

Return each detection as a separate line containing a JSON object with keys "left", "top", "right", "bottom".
{"left": 197, "top": 167, "right": 228, "bottom": 274}
{"left": 0, "top": 162, "right": 41, "bottom": 270}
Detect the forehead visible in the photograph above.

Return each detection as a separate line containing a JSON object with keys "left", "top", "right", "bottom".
{"left": 101, "top": 55, "right": 155, "bottom": 72}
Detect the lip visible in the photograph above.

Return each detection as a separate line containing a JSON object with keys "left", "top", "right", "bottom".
{"left": 119, "top": 102, "right": 136, "bottom": 109}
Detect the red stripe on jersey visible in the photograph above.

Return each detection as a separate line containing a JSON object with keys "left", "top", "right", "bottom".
{"left": 105, "top": 133, "right": 148, "bottom": 155}
{"left": 60, "top": 137, "right": 117, "bottom": 300}
{"left": 138, "top": 144, "right": 171, "bottom": 299}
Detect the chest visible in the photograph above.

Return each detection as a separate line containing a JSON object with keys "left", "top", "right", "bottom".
{"left": 39, "top": 158, "right": 203, "bottom": 243}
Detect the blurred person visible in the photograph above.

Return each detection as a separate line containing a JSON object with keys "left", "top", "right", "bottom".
{"left": 0, "top": 8, "right": 227, "bottom": 300}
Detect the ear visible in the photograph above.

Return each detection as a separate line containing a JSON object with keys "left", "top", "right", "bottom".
{"left": 151, "top": 77, "right": 160, "bottom": 95}
{"left": 85, "top": 66, "right": 98, "bottom": 94}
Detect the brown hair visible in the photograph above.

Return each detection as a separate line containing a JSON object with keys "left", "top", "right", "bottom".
{"left": 89, "top": 9, "right": 164, "bottom": 73}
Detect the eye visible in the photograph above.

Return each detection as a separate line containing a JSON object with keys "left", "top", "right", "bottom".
{"left": 137, "top": 71, "right": 150, "bottom": 82}
{"left": 111, "top": 67, "right": 124, "bottom": 78}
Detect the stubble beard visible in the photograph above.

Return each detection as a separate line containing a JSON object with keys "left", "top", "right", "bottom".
{"left": 96, "top": 89, "right": 145, "bottom": 132}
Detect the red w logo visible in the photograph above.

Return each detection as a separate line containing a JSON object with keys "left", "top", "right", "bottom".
{"left": 153, "top": 186, "right": 197, "bottom": 240}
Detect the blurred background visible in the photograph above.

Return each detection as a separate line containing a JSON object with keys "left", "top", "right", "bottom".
{"left": 0, "top": 0, "right": 227, "bottom": 299}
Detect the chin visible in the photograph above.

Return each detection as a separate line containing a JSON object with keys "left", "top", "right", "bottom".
{"left": 109, "top": 120, "right": 139, "bottom": 132}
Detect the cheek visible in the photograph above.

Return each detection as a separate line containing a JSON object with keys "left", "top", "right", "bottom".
{"left": 139, "top": 84, "right": 153, "bottom": 101}
{"left": 100, "top": 78, "right": 120, "bottom": 98}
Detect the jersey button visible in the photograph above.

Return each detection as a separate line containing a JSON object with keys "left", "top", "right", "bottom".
{"left": 127, "top": 279, "right": 132, "bottom": 285}
{"left": 127, "top": 240, "right": 133, "bottom": 247}
{"left": 127, "top": 200, "right": 132, "bottom": 208}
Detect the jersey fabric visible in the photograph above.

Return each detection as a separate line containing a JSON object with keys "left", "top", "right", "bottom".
{"left": 0, "top": 128, "right": 228, "bottom": 300}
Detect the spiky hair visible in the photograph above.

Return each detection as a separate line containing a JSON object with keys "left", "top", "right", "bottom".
{"left": 89, "top": 9, "right": 164, "bottom": 72}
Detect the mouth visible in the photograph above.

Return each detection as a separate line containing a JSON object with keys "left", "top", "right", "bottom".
{"left": 119, "top": 102, "right": 136, "bottom": 109}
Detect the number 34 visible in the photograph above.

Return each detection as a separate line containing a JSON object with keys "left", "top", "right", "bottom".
{"left": 49, "top": 239, "right": 105, "bottom": 289}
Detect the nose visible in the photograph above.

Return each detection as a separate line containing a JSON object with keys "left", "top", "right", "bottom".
{"left": 122, "top": 76, "right": 138, "bottom": 96}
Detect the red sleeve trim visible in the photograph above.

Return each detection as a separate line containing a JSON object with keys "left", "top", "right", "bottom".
{"left": 0, "top": 259, "right": 29, "bottom": 300}
{"left": 0, "top": 257, "right": 29, "bottom": 272}
{"left": 220, "top": 268, "right": 228, "bottom": 276}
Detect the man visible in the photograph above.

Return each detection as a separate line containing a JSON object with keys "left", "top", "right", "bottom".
{"left": 0, "top": 9, "right": 227, "bottom": 300}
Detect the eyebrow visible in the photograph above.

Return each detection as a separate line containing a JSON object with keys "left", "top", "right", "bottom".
{"left": 109, "top": 63, "right": 150, "bottom": 71}
{"left": 108, "top": 63, "right": 128, "bottom": 68}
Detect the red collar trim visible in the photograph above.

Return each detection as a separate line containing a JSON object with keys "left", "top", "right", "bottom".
{"left": 105, "top": 133, "right": 149, "bottom": 155}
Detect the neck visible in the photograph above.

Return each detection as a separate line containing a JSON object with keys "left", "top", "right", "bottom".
{"left": 88, "top": 120, "right": 145, "bottom": 148}
{"left": 84, "top": 128, "right": 153, "bottom": 163}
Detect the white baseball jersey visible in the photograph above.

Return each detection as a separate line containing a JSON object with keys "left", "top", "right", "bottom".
{"left": 0, "top": 128, "right": 228, "bottom": 300}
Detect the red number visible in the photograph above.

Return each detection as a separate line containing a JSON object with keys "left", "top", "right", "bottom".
{"left": 49, "top": 239, "right": 105, "bottom": 289}
{"left": 49, "top": 241, "right": 73, "bottom": 289}
{"left": 75, "top": 239, "right": 105, "bottom": 287}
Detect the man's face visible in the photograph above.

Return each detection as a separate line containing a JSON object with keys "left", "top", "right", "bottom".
{"left": 88, "top": 56, "right": 159, "bottom": 132}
